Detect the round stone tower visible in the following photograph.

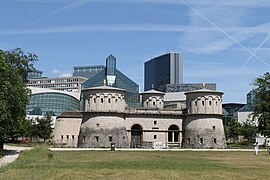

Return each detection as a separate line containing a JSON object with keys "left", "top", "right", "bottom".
{"left": 78, "top": 86, "right": 129, "bottom": 148}
{"left": 183, "top": 89, "right": 226, "bottom": 149}
{"left": 140, "top": 89, "right": 165, "bottom": 109}
{"left": 82, "top": 86, "right": 126, "bottom": 112}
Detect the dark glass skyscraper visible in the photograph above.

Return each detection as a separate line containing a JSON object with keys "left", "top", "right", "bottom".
{"left": 144, "top": 52, "right": 183, "bottom": 92}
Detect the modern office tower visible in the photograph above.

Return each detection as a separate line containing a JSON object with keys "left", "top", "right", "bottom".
{"left": 144, "top": 52, "right": 183, "bottom": 92}
{"left": 27, "top": 76, "right": 88, "bottom": 92}
{"left": 73, "top": 65, "right": 105, "bottom": 79}
{"left": 82, "top": 54, "right": 140, "bottom": 107}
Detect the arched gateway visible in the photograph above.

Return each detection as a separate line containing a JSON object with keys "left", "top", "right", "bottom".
{"left": 131, "top": 124, "right": 143, "bottom": 148}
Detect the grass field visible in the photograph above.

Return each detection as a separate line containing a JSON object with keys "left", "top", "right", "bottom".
{"left": 0, "top": 146, "right": 270, "bottom": 180}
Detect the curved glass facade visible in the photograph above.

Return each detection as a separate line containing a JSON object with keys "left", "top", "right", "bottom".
{"left": 26, "top": 92, "right": 80, "bottom": 116}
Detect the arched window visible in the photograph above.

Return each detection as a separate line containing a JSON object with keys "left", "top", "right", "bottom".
{"left": 168, "top": 125, "right": 179, "bottom": 143}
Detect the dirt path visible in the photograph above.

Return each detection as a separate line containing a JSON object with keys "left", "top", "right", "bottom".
{"left": 0, "top": 145, "right": 32, "bottom": 168}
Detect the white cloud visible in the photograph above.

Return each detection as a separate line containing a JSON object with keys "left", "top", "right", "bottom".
{"left": 59, "top": 73, "right": 73, "bottom": 77}
{"left": 52, "top": 69, "right": 72, "bottom": 77}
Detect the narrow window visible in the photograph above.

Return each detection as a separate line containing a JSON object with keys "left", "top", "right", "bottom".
{"left": 115, "top": 98, "right": 117, "bottom": 103}
{"left": 95, "top": 136, "right": 99, "bottom": 142}
{"left": 109, "top": 136, "right": 113, "bottom": 142}
{"left": 216, "top": 101, "right": 218, "bottom": 106}
{"left": 61, "top": 135, "right": 63, "bottom": 140}
{"left": 209, "top": 101, "right": 212, "bottom": 106}
{"left": 72, "top": 135, "right": 75, "bottom": 140}
{"left": 195, "top": 101, "right": 197, "bottom": 106}
{"left": 83, "top": 136, "right": 86, "bottom": 143}
{"left": 94, "top": 98, "right": 96, "bottom": 103}
{"left": 101, "top": 98, "right": 104, "bottom": 103}
{"left": 108, "top": 98, "right": 111, "bottom": 103}
{"left": 200, "top": 138, "right": 203, "bottom": 144}
{"left": 214, "top": 138, "right": 217, "bottom": 144}
{"left": 154, "top": 121, "right": 157, "bottom": 125}
{"left": 153, "top": 102, "right": 156, "bottom": 106}
{"left": 66, "top": 135, "right": 69, "bottom": 139}
{"left": 213, "top": 126, "right": 216, "bottom": 130}
{"left": 154, "top": 135, "right": 157, "bottom": 139}
{"left": 202, "top": 101, "right": 205, "bottom": 106}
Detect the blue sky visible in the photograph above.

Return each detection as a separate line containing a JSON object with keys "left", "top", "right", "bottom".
{"left": 1, "top": 0, "right": 270, "bottom": 103}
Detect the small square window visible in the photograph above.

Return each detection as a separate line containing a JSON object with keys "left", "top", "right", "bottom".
{"left": 200, "top": 138, "right": 203, "bottom": 144}
{"left": 154, "top": 135, "right": 157, "bottom": 139}
{"left": 154, "top": 121, "right": 157, "bottom": 125}
{"left": 109, "top": 136, "right": 113, "bottom": 142}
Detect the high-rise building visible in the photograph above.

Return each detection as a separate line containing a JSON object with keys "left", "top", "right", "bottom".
{"left": 73, "top": 65, "right": 105, "bottom": 79}
{"left": 144, "top": 52, "right": 183, "bottom": 92}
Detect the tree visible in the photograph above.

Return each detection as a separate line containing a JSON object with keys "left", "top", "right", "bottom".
{"left": 34, "top": 113, "right": 54, "bottom": 142}
{"left": 225, "top": 117, "right": 241, "bottom": 143}
{"left": 253, "top": 72, "right": 270, "bottom": 136}
{"left": 0, "top": 48, "right": 38, "bottom": 141}
{"left": 240, "top": 121, "right": 256, "bottom": 145}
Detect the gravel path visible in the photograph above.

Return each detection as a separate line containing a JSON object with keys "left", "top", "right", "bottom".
{"left": 0, "top": 145, "right": 32, "bottom": 168}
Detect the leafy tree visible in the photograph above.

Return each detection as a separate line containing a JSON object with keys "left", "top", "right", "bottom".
{"left": 0, "top": 48, "right": 38, "bottom": 142}
{"left": 253, "top": 72, "right": 270, "bottom": 136}
{"left": 34, "top": 113, "right": 54, "bottom": 142}
{"left": 1, "top": 48, "right": 38, "bottom": 83}
{"left": 240, "top": 121, "right": 256, "bottom": 145}
{"left": 225, "top": 117, "right": 241, "bottom": 143}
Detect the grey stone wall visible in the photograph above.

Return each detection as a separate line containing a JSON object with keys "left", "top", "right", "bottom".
{"left": 78, "top": 114, "right": 129, "bottom": 147}
{"left": 52, "top": 117, "right": 82, "bottom": 147}
{"left": 183, "top": 116, "right": 226, "bottom": 149}
{"left": 78, "top": 127, "right": 129, "bottom": 148}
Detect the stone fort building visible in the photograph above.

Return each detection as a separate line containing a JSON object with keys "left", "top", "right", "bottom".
{"left": 53, "top": 85, "right": 226, "bottom": 149}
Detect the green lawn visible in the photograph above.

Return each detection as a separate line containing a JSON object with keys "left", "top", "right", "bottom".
{"left": 0, "top": 146, "right": 270, "bottom": 180}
